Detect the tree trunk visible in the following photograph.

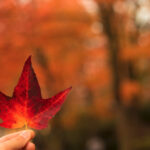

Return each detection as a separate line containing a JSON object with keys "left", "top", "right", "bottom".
{"left": 116, "top": 106, "right": 135, "bottom": 150}
{"left": 99, "top": 4, "right": 137, "bottom": 150}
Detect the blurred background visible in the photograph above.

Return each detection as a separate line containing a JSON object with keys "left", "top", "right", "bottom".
{"left": 0, "top": 0, "right": 150, "bottom": 150}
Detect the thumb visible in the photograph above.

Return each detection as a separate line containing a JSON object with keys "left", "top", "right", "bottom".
{"left": 2, "top": 130, "right": 34, "bottom": 150}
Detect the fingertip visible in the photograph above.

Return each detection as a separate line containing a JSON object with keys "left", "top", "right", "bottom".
{"left": 27, "top": 129, "right": 35, "bottom": 138}
{"left": 25, "top": 142, "right": 35, "bottom": 150}
{"left": 20, "top": 130, "right": 35, "bottom": 140}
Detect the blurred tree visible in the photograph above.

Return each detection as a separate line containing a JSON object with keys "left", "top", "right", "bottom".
{"left": 95, "top": 1, "right": 150, "bottom": 150}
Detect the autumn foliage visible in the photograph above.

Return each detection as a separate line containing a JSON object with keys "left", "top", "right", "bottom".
{"left": 0, "top": 0, "right": 150, "bottom": 150}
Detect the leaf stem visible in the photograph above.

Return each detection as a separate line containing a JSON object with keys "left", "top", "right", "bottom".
{"left": 25, "top": 122, "right": 28, "bottom": 130}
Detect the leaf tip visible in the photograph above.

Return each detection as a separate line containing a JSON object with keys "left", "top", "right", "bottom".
{"left": 27, "top": 55, "right": 32, "bottom": 61}
{"left": 24, "top": 55, "right": 32, "bottom": 67}
{"left": 64, "top": 86, "right": 72, "bottom": 95}
{"left": 68, "top": 86, "right": 72, "bottom": 91}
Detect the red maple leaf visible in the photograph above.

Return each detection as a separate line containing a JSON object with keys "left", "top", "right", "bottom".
{"left": 0, "top": 56, "right": 72, "bottom": 129}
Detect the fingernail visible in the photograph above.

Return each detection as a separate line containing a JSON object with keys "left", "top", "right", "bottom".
{"left": 20, "top": 131, "right": 30, "bottom": 139}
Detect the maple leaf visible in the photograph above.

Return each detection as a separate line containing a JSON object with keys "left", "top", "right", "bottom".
{"left": 0, "top": 56, "right": 72, "bottom": 130}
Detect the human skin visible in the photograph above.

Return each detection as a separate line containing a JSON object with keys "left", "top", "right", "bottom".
{"left": 0, "top": 130, "right": 35, "bottom": 150}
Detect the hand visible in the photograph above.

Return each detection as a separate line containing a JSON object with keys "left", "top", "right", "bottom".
{"left": 0, "top": 130, "right": 35, "bottom": 150}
